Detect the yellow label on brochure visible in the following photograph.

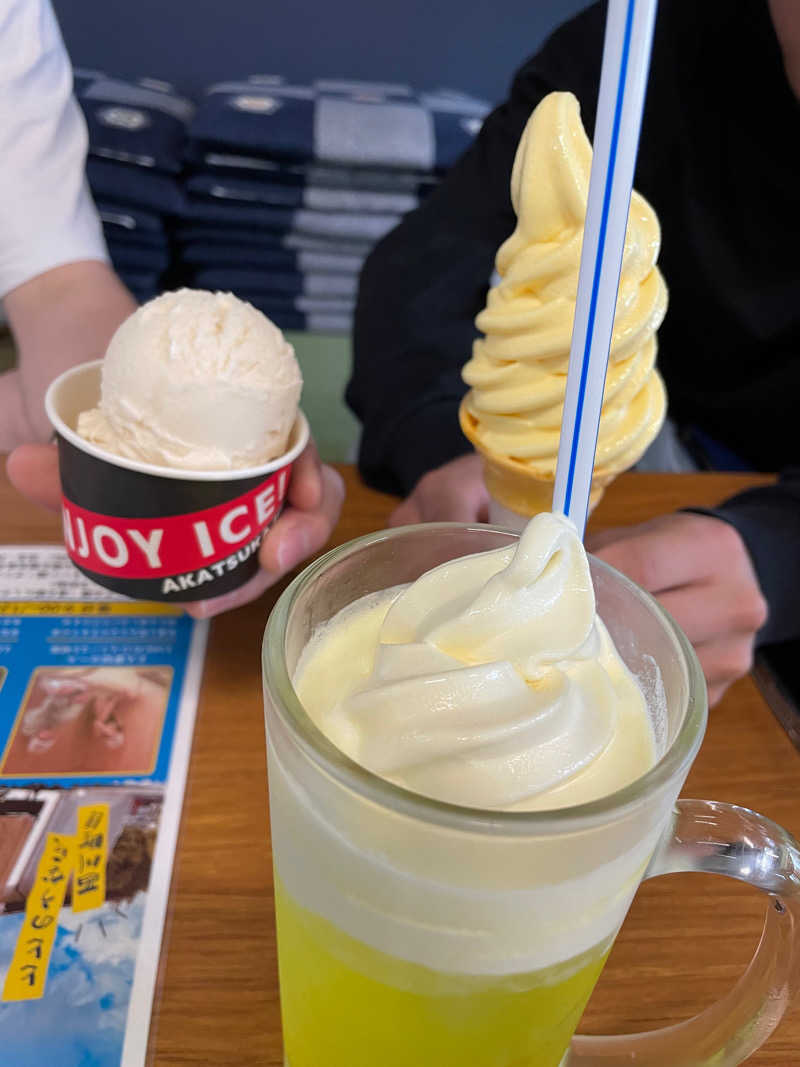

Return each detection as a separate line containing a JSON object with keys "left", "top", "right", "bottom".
{"left": 72, "top": 805, "right": 109, "bottom": 913}
{"left": 0, "top": 601, "right": 181, "bottom": 616}
{"left": 2, "top": 834, "right": 75, "bottom": 1002}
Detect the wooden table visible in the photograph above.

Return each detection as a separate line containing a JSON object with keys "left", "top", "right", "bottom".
{"left": 2, "top": 464, "right": 798, "bottom": 1065}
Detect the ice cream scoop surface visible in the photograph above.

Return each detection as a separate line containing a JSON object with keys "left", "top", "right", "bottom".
{"left": 77, "top": 288, "right": 302, "bottom": 471}
{"left": 294, "top": 513, "right": 655, "bottom": 811}
{"left": 461, "top": 91, "right": 667, "bottom": 479}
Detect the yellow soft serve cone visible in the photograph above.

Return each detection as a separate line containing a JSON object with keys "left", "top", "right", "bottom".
{"left": 460, "top": 91, "right": 667, "bottom": 526}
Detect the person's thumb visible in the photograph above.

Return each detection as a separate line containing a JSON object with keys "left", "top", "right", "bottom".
{"left": 6, "top": 444, "right": 62, "bottom": 511}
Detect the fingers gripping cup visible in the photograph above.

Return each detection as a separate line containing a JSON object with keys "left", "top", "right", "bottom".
{"left": 45, "top": 290, "right": 307, "bottom": 602}
{"left": 262, "top": 523, "right": 800, "bottom": 1067}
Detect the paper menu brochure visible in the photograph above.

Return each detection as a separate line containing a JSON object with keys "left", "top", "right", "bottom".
{"left": 0, "top": 545, "right": 209, "bottom": 1066}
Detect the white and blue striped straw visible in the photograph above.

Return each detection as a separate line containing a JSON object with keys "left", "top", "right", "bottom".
{"left": 552, "top": 0, "right": 659, "bottom": 536}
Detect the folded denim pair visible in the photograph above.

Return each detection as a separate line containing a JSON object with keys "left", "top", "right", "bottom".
{"left": 74, "top": 69, "right": 194, "bottom": 173}
{"left": 188, "top": 267, "right": 357, "bottom": 300}
{"left": 180, "top": 197, "right": 400, "bottom": 242}
{"left": 190, "top": 155, "right": 440, "bottom": 197}
{"left": 230, "top": 289, "right": 353, "bottom": 333}
{"left": 186, "top": 172, "right": 418, "bottom": 216}
{"left": 97, "top": 200, "right": 167, "bottom": 236}
{"left": 180, "top": 241, "right": 364, "bottom": 276}
{"left": 106, "top": 239, "right": 171, "bottom": 272}
{"left": 187, "top": 76, "right": 489, "bottom": 172}
{"left": 175, "top": 225, "right": 371, "bottom": 259}
{"left": 87, "top": 158, "right": 185, "bottom": 215}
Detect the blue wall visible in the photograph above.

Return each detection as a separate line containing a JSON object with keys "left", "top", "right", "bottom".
{"left": 53, "top": 0, "right": 591, "bottom": 104}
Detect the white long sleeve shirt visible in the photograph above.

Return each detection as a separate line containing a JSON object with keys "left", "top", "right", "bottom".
{"left": 0, "top": 0, "right": 107, "bottom": 298}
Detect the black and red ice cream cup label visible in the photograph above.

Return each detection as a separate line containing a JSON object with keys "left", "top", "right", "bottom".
{"left": 56, "top": 433, "right": 292, "bottom": 602}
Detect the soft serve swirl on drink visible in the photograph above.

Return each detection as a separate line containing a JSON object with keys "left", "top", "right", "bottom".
{"left": 295, "top": 512, "right": 655, "bottom": 811}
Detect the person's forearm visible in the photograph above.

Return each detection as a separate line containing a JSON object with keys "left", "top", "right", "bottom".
{"left": 3, "top": 260, "right": 136, "bottom": 444}
{"left": 0, "top": 369, "right": 33, "bottom": 449}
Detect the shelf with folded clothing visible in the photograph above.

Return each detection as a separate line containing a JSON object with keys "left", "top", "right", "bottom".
{"left": 71, "top": 72, "right": 489, "bottom": 458}
{"left": 172, "top": 75, "right": 489, "bottom": 334}
{"left": 74, "top": 72, "right": 490, "bottom": 325}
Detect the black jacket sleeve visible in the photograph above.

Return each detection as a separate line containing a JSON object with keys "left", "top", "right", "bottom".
{"left": 347, "top": 3, "right": 607, "bottom": 496}
{"left": 701, "top": 470, "right": 800, "bottom": 646}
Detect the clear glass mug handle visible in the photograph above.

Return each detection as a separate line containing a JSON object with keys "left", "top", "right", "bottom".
{"left": 566, "top": 799, "right": 800, "bottom": 1066}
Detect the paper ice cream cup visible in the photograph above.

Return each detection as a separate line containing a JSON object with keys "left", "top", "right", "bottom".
{"left": 45, "top": 360, "right": 309, "bottom": 603}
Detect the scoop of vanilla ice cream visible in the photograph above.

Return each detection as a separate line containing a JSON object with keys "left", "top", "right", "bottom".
{"left": 77, "top": 289, "right": 303, "bottom": 471}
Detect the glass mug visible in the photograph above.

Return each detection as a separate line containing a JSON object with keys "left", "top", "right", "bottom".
{"left": 261, "top": 524, "right": 800, "bottom": 1067}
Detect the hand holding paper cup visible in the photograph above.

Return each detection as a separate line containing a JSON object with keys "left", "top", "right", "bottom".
{"left": 45, "top": 289, "right": 308, "bottom": 602}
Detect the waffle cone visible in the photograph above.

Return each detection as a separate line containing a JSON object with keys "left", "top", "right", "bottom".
{"left": 459, "top": 399, "right": 616, "bottom": 520}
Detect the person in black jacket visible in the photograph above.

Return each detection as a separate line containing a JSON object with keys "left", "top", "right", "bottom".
{"left": 349, "top": 0, "right": 800, "bottom": 705}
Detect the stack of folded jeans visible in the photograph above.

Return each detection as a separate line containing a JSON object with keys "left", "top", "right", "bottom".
{"left": 73, "top": 70, "right": 193, "bottom": 302}
{"left": 178, "top": 77, "right": 489, "bottom": 332}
